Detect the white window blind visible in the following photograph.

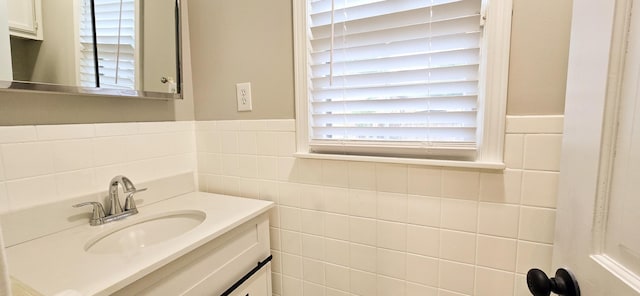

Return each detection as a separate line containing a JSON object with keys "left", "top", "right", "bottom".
{"left": 79, "top": 0, "right": 98, "bottom": 87}
{"left": 306, "top": 0, "right": 483, "bottom": 159}
{"left": 79, "top": 0, "right": 136, "bottom": 89}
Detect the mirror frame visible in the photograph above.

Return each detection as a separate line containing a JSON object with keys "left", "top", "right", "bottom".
{"left": 1, "top": 0, "right": 183, "bottom": 100}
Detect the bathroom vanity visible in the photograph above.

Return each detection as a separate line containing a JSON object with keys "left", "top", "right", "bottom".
{"left": 5, "top": 190, "right": 274, "bottom": 295}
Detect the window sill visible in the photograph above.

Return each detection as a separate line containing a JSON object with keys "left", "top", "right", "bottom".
{"left": 293, "top": 152, "right": 505, "bottom": 170}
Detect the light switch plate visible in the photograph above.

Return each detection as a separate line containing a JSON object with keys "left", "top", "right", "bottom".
{"left": 236, "top": 82, "right": 252, "bottom": 112}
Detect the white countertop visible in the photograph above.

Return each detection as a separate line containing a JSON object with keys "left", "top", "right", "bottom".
{"left": 6, "top": 192, "right": 274, "bottom": 296}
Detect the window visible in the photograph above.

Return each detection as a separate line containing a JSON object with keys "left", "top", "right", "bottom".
{"left": 79, "top": 0, "right": 137, "bottom": 89}
{"left": 294, "top": 0, "right": 512, "bottom": 167}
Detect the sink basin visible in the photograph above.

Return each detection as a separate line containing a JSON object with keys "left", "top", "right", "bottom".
{"left": 85, "top": 210, "right": 206, "bottom": 254}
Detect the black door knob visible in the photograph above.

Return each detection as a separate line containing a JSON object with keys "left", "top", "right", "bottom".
{"left": 527, "top": 268, "right": 581, "bottom": 296}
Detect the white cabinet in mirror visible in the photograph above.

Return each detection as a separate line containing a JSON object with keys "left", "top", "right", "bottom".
{"left": 6, "top": 0, "right": 42, "bottom": 40}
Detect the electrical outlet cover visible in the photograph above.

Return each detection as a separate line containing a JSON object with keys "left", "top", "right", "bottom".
{"left": 236, "top": 82, "right": 252, "bottom": 111}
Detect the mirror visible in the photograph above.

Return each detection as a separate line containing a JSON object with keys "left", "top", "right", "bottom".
{"left": 2, "top": 0, "right": 182, "bottom": 99}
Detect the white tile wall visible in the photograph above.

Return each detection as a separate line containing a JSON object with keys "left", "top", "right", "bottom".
{"left": 0, "top": 121, "right": 197, "bottom": 213}
{"left": 196, "top": 116, "right": 563, "bottom": 296}
{"left": 0, "top": 126, "right": 38, "bottom": 144}
{"left": 0, "top": 182, "right": 7, "bottom": 211}
{"left": 2, "top": 142, "right": 55, "bottom": 180}
{"left": 0, "top": 116, "right": 561, "bottom": 295}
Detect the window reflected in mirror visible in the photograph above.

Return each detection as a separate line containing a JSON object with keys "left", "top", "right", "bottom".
{"left": 5, "top": 0, "right": 180, "bottom": 98}
{"left": 81, "top": 0, "right": 137, "bottom": 90}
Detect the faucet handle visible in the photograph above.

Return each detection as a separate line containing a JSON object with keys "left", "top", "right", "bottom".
{"left": 133, "top": 187, "right": 148, "bottom": 193}
{"left": 73, "top": 202, "right": 106, "bottom": 226}
{"left": 124, "top": 188, "right": 147, "bottom": 212}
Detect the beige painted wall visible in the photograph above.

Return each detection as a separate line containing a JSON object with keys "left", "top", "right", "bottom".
{"left": 30, "top": 0, "right": 78, "bottom": 85}
{"left": 188, "top": 0, "right": 295, "bottom": 120}
{"left": 9, "top": 37, "right": 40, "bottom": 81}
{"left": 189, "top": 0, "right": 572, "bottom": 120}
{"left": 0, "top": 0, "right": 571, "bottom": 125}
{"left": 507, "top": 0, "right": 573, "bottom": 115}
{"left": 9, "top": 0, "right": 78, "bottom": 85}
{"left": 0, "top": 91, "right": 177, "bottom": 125}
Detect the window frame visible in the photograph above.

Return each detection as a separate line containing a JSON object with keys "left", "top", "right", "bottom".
{"left": 77, "top": 0, "right": 141, "bottom": 89}
{"left": 293, "top": 0, "right": 513, "bottom": 169}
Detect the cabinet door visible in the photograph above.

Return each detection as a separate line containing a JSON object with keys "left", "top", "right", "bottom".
{"left": 7, "top": 0, "right": 42, "bottom": 40}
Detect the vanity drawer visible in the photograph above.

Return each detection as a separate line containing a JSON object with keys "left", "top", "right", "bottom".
{"left": 113, "top": 213, "right": 270, "bottom": 295}
{"left": 229, "top": 263, "right": 271, "bottom": 296}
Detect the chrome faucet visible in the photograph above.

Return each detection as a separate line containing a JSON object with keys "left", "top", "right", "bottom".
{"left": 108, "top": 175, "right": 140, "bottom": 215}
{"left": 73, "top": 175, "right": 147, "bottom": 226}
